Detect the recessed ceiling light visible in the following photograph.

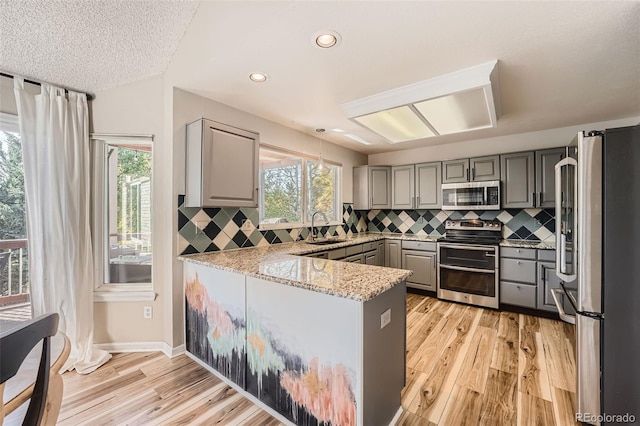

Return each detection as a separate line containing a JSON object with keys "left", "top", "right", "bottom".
{"left": 249, "top": 72, "right": 268, "bottom": 82}
{"left": 313, "top": 30, "right": 341, "bottom": 48}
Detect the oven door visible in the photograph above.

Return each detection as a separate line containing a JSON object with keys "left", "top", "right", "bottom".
{"left": 437, "top": 243, "right": 499, "bottom": 309}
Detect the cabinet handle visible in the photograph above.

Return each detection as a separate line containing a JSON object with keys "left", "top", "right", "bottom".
{"left": 411, "top": 196, "right": 415, "bottom": 208}
{"left": 472, "top": 167, "right": 475, "bottom": 181}
{"left": 416, "top": 196, "right": 420, "bottom": 207}
{"left": 466, "top": 168, "right": 470, "bottom": 181}
{"left": 370, "top": 197, "right": 373, "bottom": 208}
{"left": 541, "top": 265, "right": 546, "bottom": 282}
{"left": 532, "top": 192, "right": 536, "bottom": 207}
{"left": 539, "top": 192, "right": 543, "bottom": 205}
{"left": 517, "top": 261, "right": 522, "bottom": 265}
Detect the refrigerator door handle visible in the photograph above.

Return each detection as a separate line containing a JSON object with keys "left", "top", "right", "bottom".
{"left": 555, "top": 157, "right": 578, "bottom": 282}
{"left": 551, "top": 288, "right": 576, "bottom": 324}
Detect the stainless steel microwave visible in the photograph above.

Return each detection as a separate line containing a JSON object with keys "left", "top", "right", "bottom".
{"left": 441, "top": 180, "right": 500, "bottom": 210}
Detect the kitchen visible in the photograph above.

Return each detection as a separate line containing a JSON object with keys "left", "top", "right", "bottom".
{"left": 0, "top": 1, "right": 638, "bottom": 425}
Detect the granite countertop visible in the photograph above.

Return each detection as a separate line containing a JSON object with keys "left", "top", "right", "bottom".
{"left": 179, "top": 233, "right": 556, "bottom": 302}
{"left": 179, "top": 233, "right": 415, "bottom": 302}
{"left": 500, "top": 239, "right": 556, "bottom": 250}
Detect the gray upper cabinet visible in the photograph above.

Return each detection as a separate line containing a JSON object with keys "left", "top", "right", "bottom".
{"left": 442, "top": 158, "right": 470, "bottom": 183}
{"left": 470, "top": 155, "right": 500, "bottom": 181}
{"left": 443, "top": 156, "right": 499, "bottom": 183}
{"left": 501, "top": 151, "right": 535, "bottom": 208}
{"left": 353, "top": 166, "right": 392, "bottom": 210}
{"left": 416, "top": 162, "right": 442, "bottom": 209}
{"left": 535, "top": 148, "right": 564, "bottom": 208}
{"left": 391, "top": 165, "right": 415, "bottom": 209}
{"left": 185, "top": 118, "right": 259, "bottom": 208}
{"left": 391, "top": 162, "right": 442, "bottom": 210}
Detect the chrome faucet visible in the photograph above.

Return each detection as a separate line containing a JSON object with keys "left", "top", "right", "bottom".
{"left": 309, "top": 211, "right": 329, "bottom": 241}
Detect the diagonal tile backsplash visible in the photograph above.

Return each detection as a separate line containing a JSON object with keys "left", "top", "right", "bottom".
{"left": 367, "top": 208, "right": 555, "bottom": 242}
{"left": 177, "top": 195, "right": 555, "bottom": 255}
{"left": 177, "top": 196, "right": 367, "bottom": 255}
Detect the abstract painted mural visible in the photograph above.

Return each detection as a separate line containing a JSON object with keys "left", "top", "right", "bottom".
{"left": 184, "top": 263, "right": 246, "bottom": 387}
{"left": 246, "top": 276, "right": 361, "bottom": 426}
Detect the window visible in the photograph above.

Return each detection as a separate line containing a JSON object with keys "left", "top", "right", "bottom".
{"left": 92, "top": 135, "right": 154, "bottom": 302}
{"left": 259, "top": 147, "right": 341, "bottom": 229}
{"left": 0, "top": 112, "right": 29, "bottom": 309}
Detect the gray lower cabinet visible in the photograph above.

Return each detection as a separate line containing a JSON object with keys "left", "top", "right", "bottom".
{"left": 376, "top": 241, "right": 385, "bottom": 266}
{"left": 364, "top": 250, "right": 378, "bottom": 265}
{"left": 501, "top": 151, "right": 535, "bottom": 208}
{"left": 401, "top": 240, "right": 437, "bottom": 292}
{"left": 385, "top": 240, "right": 402, "bottom": 268}
{"left": 499, "top": 247, "right": 537, "bottom": 308}
{"left": 401, "top": 249, "right": 436, "bottom": 291}
{"left": 500, "top": 247, "right": 577, "bottom": 314}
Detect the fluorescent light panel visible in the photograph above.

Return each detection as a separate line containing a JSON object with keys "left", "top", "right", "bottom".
{"left": 343, "top": 60, "right": 501, "bottom": 144}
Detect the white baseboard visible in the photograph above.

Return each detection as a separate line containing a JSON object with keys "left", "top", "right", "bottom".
{"left": 95, "top": 342, "right": 186, "bottom": 359}
{"left": 389, "top": 407, "right": 403, "bottom": 425}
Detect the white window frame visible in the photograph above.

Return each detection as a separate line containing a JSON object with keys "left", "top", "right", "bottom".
{"left": 258, "top": 145, "right": 342, "bottom": 231}
{"left": 91, "top": 133, "right": 155, "bottom": 302}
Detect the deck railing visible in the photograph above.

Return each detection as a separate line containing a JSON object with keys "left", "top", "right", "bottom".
{"left": 0, "top": 238, "right": 29, "bottom": 306}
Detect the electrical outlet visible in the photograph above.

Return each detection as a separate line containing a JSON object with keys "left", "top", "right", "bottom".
{"left": 241, "top": 219, "right": 253, "bottom": 231}
{"left": 380, "top": 308, "right": 391, "bottom": 329}
{"left": 143, "top": 306, "right": 152, "bottom": 319}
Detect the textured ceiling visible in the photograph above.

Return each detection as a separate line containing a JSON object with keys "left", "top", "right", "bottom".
{"left": 0, "top": 0, "right": 199, "bottom": 93}
{"left": 1, "top": 1, "right": 639, "bottom": 154}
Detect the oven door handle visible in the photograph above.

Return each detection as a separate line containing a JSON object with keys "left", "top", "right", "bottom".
{"left": 438, "top": 243, "right": 497, "bottom": 252}
{"left": 439, "top": 264, "right": 494, "bottom": 274}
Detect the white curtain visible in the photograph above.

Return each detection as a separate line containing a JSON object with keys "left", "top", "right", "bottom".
{"left": 14, "top": 78, "right": 111, "bottom": 374}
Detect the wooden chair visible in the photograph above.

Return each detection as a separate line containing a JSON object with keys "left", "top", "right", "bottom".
{"left": 0, "top": 313, "right": 71, "bottom": 425}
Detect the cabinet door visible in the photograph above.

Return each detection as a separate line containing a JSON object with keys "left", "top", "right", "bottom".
{"left": 352, "top": 166, "right": 370, "bottom": 210}
{"left": 391, "top": 165, "right": 415, "bottom": 209}
{"left": 369, "top": 166, "right": 392, "bottom": 209}
{"left": 364, "top": 250, "right": 378, "bottom": 265}
{"left": 501, "top": 152, "right": 535, "bottom": 208}
{"left": 537, "top": 261, "right": 563, "bottom": 312}
{"left": 376, "top": 241, "right": 385, "bottom": 266}
{"left": 470, "top": 155, "right": 500, "bottom": 181}
{"left": 203, "top": 121, "right": 258, "bottom": 207}
{"left": 385, "top": 240, "right": 402, "bottom": 268}
{"left": 535, "top": 148, "right": 564, "bottom": 208}
{"left": 401, "top": 250, "right": 436, "bottom": 291}
{"left": 416, "top": 162, "right": 442, "bottom": 209}
{"left": 442, "top": 159, "right": 470, "bottom": 183}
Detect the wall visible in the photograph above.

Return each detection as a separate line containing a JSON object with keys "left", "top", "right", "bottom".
{"left": 170, "top": 88, "right": 368, "bottom": 346}
{"left": 367, "top": 117, "right": 640, "bottom": 165}
{"left": 90, "top": 75, "right": 166, "bottom": 344}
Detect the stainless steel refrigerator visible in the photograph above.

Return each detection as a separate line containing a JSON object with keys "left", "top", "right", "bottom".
{"left": 554, "top": 125, "right": 640, "bottom": 425}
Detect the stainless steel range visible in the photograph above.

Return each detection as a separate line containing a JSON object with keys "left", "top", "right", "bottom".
{"left": 437, "top": 219, "right": 502, "bottom": 309}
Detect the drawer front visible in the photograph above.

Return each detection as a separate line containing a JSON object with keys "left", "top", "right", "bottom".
{"left": 402, "top": 240, "right": 436, "bottom": 252}
{"left": 345, "top": 244, "right": 363, "bottom": 256}
{"left": 327, "top": 247, "right": 346, "bottom": 260}
{"left": 537, "top": 249, "right": 555, "bottom": 262}
{"left": 500, "top": 281, "right": 537, "bottom": 308}
{"left": 362, "top": 241, "right": 378, "bottom": 252}
{"left": 501, "top": 247, "right": 537, "bottom": 260}
{"left": 500, "top": 258, "right": 536, "bottom": 284}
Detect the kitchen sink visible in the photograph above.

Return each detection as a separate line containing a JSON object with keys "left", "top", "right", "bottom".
{"left": 306, "top": 238, "right": 347, "bottom": 245}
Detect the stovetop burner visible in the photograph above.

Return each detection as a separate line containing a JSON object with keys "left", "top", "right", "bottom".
{"left": 438, "top": 219, "right": 502, "bottom": 245}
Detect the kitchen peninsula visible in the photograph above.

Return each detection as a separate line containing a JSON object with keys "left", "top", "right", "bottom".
{"left": 180, "top": 235, "right": 412, "bottom": 426}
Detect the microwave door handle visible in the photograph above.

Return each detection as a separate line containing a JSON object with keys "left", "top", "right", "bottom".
{"left": 555, "top": 157, "right": 578, "bottom": 282}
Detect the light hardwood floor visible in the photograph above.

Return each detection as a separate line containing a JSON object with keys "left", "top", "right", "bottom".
{"left": 57, "top": 293, "right": 577, "bottom": 425}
